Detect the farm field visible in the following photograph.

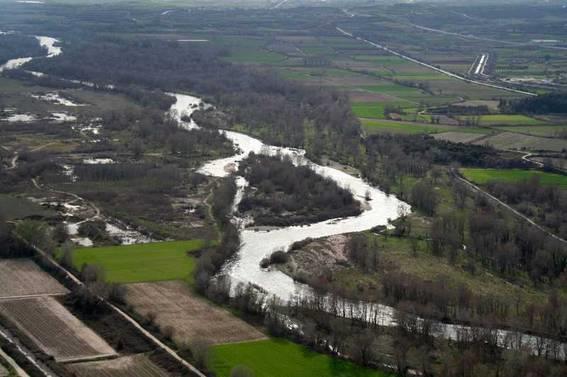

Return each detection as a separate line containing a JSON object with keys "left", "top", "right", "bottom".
{"left": 211, "top": 338, "right": 392, "bottom": 377}
{"left": 461, "top": 168, "right": 567, "bottom": 189}
{"left": 0, "top": 259, "right": 68, "bottom": 299}
{"left": 495, "top": 125, "right": 567, "bottom": 138}
{"left": 459, "top": 115, "right": 546, "bottom": 126}
{"left": 472, "top": 132, "right": 567, "bottom": 152}
{"left": 352, "top": 102, "right": 387, "bottom": 119}
{"left": 0, "top": 296, "right": 116, "bottom": 362}
{"left": 126, "top": 281, "right": 266, "bottom": 345}
{"left": 432, "top": 132, "right": 489, "bottom": 144}
{"left": 361, "top": 119, "right": 486, "bottom": 135}
{"left": 66, "top": 354, "right": 169, "bottom": 377}
{"left": 72, "top": 240, "right": 205, "bottom": 284}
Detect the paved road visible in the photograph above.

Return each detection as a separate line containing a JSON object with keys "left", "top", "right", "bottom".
{"left": 335, "top": 26, "right": 537, "bottom": 97}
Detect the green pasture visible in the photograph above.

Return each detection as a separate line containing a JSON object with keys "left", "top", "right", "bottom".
{"left": 211, "top": 339, "right": 392, "bottom": 377}
{"left": 461, "top": 168, "right": 567, "bottom": 189}
{"left": 72, "top": 240, "right": 205, "bottom": 283}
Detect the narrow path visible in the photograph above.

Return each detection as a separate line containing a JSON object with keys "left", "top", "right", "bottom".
{"left": 335, "top": 27, "right": 537, "bottom": 97}
{"left": 30, "top": 143, "right": 56, "bottom": 152}
{"left": 31, "top": 177, "right": 101, "bottom": 223}
{"left": 451, "top": 169, "right": 567, "bottom": 245}
{"left": 520, "top": 152, "right": 544, "bottom": 168}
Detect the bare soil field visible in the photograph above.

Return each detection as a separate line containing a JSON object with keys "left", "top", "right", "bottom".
{"left": 126, "top": 281, "right": 266, "bottom": 345}
{"left": 432, "top": 131, "right": 488, "bottom": 144}
{"left": 67, "top": 355, "right": 169, "bottom": 377}
{"left": 472, "top": 132, "right": 567, "bottom": 152}
{"left": 0, "top": 259, "right": 68, "bottom": 299}
{"left": 0, "top": 297, "right": 116, "bottom": 362}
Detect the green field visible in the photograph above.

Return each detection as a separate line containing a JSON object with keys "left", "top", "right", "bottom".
{"left": 211, "top": 339, "right": 392, "bottom": 377}
{"left": 72, "top": 240, "right": 205, "bottom": 283}
{"left": 352, "top": 103, "right": 387, "bottom": 119}
{"left": 461, "top": 168, "right": 567, "bottom": 189}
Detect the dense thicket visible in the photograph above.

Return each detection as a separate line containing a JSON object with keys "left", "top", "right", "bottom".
{"left": 238, "top": 154, "right": 361, "bottom": 226}
{"left": 503, "top": 92, "right": 567, "bottom": 114}
{"left": 486, "top": 178, "right": 567, "bottom": 239}
{"left": 101, "top": 108, "right": 233, "bottom": 159}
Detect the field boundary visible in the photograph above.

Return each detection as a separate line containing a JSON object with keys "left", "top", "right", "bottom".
{"left": 14, "top": 235, "right": 207, "bottom": 377}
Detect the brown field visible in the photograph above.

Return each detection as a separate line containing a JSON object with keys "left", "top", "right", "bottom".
{"left": 472, "top": 132, "right": 567, "bottom": 152}
{"left": 349, "top": 91, "right": 398, "bottom": 102}
{"left": 67, "top": 355, "right": 169, "bottom": 377}
{"left": 0, "top": 297, "right": 116, "bottom": 362}
{"left": 126, "top": 281, "right": 266, "bottom": 345}
{"left": 432, "top": 131, "right": 488, "bottom": 144}
{"left": 0, "top": 259, "right": 68, "bottom": 299}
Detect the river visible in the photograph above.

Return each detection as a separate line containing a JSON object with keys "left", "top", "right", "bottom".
{"left": 168, "top": 93, "right": 565, "bottom": 359}
{"left": 1, "top": 32, "right": 563, "bottom": 359}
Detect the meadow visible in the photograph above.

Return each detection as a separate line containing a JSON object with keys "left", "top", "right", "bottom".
{"left": 211, "top": 339, "right": 392, "bottom": 377}
{"left": 461, "top": 168, "right": 567, "bottom": 189}
{"left": 72, "top": 240, "right": 205, "bottom": 283}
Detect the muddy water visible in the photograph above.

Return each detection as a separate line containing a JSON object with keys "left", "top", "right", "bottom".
{"left": 169, "top": 93, "right": 565, "bottom": 359}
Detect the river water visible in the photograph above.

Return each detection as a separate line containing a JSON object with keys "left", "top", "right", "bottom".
{"left": 168, "top": 93, "right": 565, "bottom": 359}
{"left": 1, "top": 32, "right": 562, "bottom": 358}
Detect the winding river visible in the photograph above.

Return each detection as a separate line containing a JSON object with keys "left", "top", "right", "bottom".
{"left": 169, "top": 93, "right": 566, "bottom": 359}
{"left": 1, "top": 32, "right": 564, "bottom": 359}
